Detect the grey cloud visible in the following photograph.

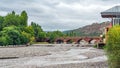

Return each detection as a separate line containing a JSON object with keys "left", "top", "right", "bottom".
{"left": 0, "top": 0, "right": 119, "bottom": 31}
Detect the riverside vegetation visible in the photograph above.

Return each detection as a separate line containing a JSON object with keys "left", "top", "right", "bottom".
{"left": 106, "top": 25, "right": 120, "bottom": 68}
{"left": 0, "top": 11, "right": 65, "bottom": 46}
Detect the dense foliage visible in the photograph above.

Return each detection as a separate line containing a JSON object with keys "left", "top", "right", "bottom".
{"left": 106, "top": 26, "right": 120, "bottom": 68}
{"left": 30, "top": 22, "right": 65, "bottom": 43}
{"left": 0, "top": 11, "right": 65, "bottom": 46}
{"left": 47, "top": 31, "right": 65, "bottom": 43}
{"left": 0, "top": 11, "right": 34, "bottom": 46}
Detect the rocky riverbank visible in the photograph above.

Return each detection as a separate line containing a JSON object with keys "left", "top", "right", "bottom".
{"left": 0, "top": 44, "right": 108, "bottom": 68}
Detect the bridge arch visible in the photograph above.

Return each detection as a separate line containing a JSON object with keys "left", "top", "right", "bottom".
{"left": 55, "top": 39, "right": 64, "bottom": 44}
{"left": 77, "top": 39, "right": 82, "bottom": 44}
{"left": 80, "top": 39, "right": 89, "bottom": 45}
{"left": 66, "top": 39, "right": 73, "bottom": 44}
{"left": 89, "top": 39, "right": 97, "bottom": 44}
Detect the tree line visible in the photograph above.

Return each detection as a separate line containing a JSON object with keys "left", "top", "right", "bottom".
{"left": 0, "top": 11, "right": 65, "bottom": 46}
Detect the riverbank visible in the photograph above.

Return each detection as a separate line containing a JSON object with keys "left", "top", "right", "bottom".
{"left": 0, "top": 44, "right": 108, "bottom": 68}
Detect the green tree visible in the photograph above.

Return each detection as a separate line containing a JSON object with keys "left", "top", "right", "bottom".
{"left": 24, "top": 26, "right": 34, "bottom": 36}
{"left": 49, "top": 32, "right": 57, "bottom": 43}
{"left": 3, "top": 13, "right": 21, "bottom": 27}
{"left": 12, "top": 11, "right": 15, "bottom": 15}
{"left": 21, "top": 31, "right": 31, "bottom": 44}
{"left": 31, "top": 22, "right": 43, "bottom": 38}
{"left": 0, "top": 26, "right": 21, "bottom": 45}
{"left": 0, "top": 11, "right": 36, "bottom": 46}
{"left": 3, "top": 11, "right": 28, "bottom": 27}
{"left": 46, "top": 30, "right": 65, "bottom": 43}
{"left": 0, "top": 16, "right": 4, "bottom": 31}
{"left": 0, "top": 36, "right": 8, "bottom": 46}
{"left": 20, "top": 10, "right": 28, "bottom": 26}
{"left": 0, "top": 26, "right": 35, "bottom": 45}
{"left": 21, "top": 26, "right": 35, "bottom": 44}
{"left": 37, "top": 32, "right": 46, "bottom": 42}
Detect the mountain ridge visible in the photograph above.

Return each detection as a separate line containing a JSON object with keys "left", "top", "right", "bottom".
{"left": 64, "top": 21, "right": 110, "bottom": 37}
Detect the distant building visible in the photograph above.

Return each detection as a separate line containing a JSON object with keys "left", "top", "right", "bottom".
{"left": 101, "top": 6, "right": 120, "bottom": 26}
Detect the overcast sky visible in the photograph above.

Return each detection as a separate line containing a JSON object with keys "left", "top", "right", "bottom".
{"left": 0, "top": 0, "right": 120, "bottom": 31}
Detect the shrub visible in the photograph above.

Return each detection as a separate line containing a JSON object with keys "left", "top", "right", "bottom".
{"left": 0, "top": 36, "right": 8, "bottom": 46}
{"left": 21, "top": 31, "right": 35, "bottom": 45}
{"left": 20, "top": 31, "right": 29, "bottom": 44}
{"left": 0, "top": 26, "right": 22, "bottom": 45}
{"left": 105, "top": 26, "right": 120, "bottom": 68}
{"left": 0, "top": 26, "right": 35, "bottom": 46}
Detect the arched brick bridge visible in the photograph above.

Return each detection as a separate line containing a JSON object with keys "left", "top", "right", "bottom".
{"left": 55, "top": 37, "right": 102, "bottom": 44}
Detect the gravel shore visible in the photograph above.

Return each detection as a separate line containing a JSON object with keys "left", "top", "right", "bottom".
{"left": 0, "top": 45, "right": 70, "bottom": 58}
{"left": 0, "top": 44, "right": 108, "bottom": 68}
{"left": 39, "top": 61, "right": 108, "bottom": 68}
